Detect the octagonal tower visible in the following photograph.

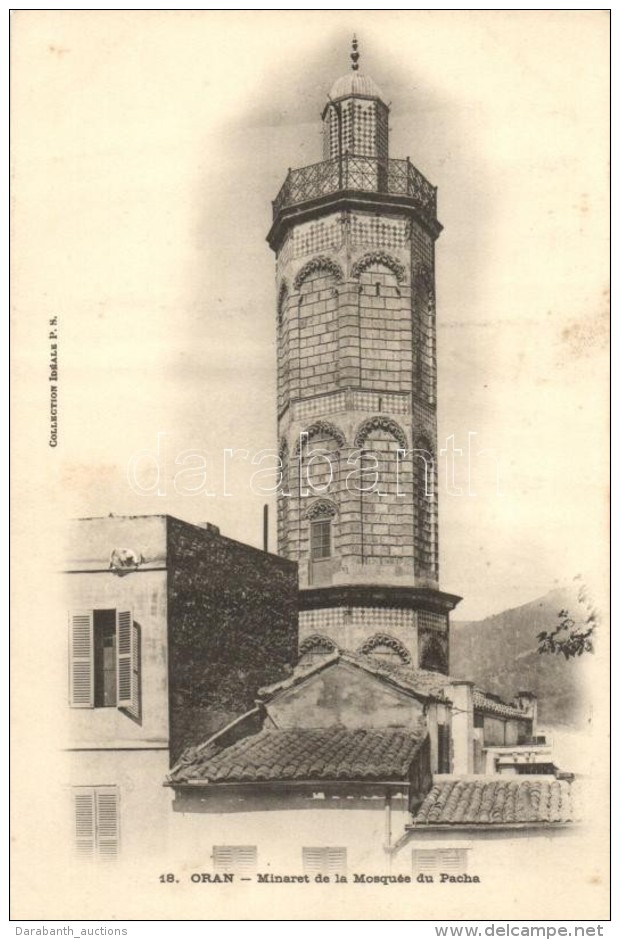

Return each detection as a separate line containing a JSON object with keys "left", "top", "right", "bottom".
{"left": 267, "top": 40, "right": 460, "bottom": 674}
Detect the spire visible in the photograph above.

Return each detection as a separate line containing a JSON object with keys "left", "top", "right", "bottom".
{"left": 350, "top": 35, "right": 360, "bottom": 71}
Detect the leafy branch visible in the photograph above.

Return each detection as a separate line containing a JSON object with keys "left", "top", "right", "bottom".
{"left": 537, "top": 607, "right": 597, "bottom": 659}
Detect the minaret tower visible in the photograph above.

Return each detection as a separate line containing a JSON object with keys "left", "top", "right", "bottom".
{"left": 268, "top": 40, "right": 460, "bottom": 673}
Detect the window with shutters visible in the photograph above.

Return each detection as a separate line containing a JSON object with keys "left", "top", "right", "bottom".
{"left": 412, "top": 847, "right": 468, "bottom": 876}
{"left": 73, "top": 786, "right": 119, "bottom": 861}
{"left": 94, "top": 610, "right": 117, "bottom": 706}
{"left": 69, "top": 609, "right": 141, "bottom": 720}
{"left": 302, "top": 846, "right": 347, "bottom": 877}
{"left": 212, "top": 845, "right": 257, "bottom": 875}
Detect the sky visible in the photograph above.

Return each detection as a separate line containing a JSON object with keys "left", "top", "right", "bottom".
{"left": 12, "top": 10, "right": 609, "bottom": 619}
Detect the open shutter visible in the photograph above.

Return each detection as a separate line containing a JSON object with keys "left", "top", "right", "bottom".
{"left": 130, "top": 622, "right": 141, "bottom": 718}
{"left": 95, "top": 789, "right": 119, "bottom": 860}
{"left": 69, "top": 612, "right": 94, "bottom": 707}
{"left": 74, "top": 789, "right": 95, "bottom": 859}
{"left": 116, "top": 610, "right": 139, "bottom": 718}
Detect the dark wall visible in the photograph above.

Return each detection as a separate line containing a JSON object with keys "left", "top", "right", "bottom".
{"left": 167, "top": 517, "right": 298, "bottom": 761}
{"left": 408, "top": 735, "right": 432, "bottom": 814}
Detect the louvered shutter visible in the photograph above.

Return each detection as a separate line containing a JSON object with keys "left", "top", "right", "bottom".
{"left": 412, "top": 848, "right": 468, "bottom": 875}
{"left": 439, "top": 848, "right": 467, "bottom": 873}
{"left": 235, "top": 846, "right": 257, "bottom": 875}
{"left": 412, "top": 849, "right": 441, "bottom": 876}
{"left": 74, "top": 789, "right": 95, "bottom": 858}
{"left": 326, "top": 847, "right": 347, "bottom": 876}
{"left": 213, "top": 846, "right": 257, "bottom": 875}
{"left": 213, "top": 845, "right": 235, "bottom": 873}
{"left": 303, "top": 847, "right": 346, "bottom": 877}
{"left": 302, "top": 847, "right": 324, "bottom": 875}
{"left": 116, "top": 611, "right": 139, "bottom": 718}
{"left": 96, "top": 789, "right": 119, "bottom": 860}
{"left": 69, "top": 612, "right": 94, "bottom": 707}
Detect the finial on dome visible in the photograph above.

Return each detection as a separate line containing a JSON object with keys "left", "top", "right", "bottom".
{"left": 350, "top": 35, "right": 360, "bottom": 71}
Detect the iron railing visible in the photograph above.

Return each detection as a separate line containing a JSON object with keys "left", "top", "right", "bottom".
{"left": 272, "top": 155, "right": 437, "bottom": 223}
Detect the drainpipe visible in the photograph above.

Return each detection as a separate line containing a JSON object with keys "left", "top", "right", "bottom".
{"left": 263, "top": 503, "right": 269, "bottom": 553}
{"left": 384, "top": 788, "right": 392, "bottom": 872}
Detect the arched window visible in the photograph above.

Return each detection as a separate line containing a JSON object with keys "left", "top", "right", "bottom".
{"left": 419, "top": 634, "right": 448, "bottom": 674}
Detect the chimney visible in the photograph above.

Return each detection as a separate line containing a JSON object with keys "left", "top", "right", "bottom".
{"left": 514, "top": 691, "right": 538, "bottom": 729}
{"left": 449, "top": 680, "right": 475, "bottom": 774}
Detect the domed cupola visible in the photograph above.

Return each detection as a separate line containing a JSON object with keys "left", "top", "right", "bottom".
{"left": 328, "top": 71, "right": 386, "bottom": 104}
{"left": 322, "top": 37, "right": 390, "bottom": 161}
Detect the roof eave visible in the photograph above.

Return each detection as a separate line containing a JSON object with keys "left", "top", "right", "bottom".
{"left": 268, "top": 191, "right": 442, "bottom": 252}
{"left": 406, "top": 821, "right": 577, "bottom": 832}
{"left": 168, "top": 777, "right": 412, "bottom": 791}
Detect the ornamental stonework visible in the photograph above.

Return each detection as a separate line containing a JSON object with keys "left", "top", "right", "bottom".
{"left": 350, "top": 214, "right": 409, "bottom": 251}
{"left": 293, "top": 255, "right": 344, "bottom": 291}
{"left": 358, "top": 633, "right": 412, "bottom": 664}
{"left": 299, "top": 634, "right": 338, "bottom": 656}
{"left": 351, "top": 250, "right": 407, "bottom": 283}
{"left": 290, "top": 217, "right": 343, "bottom": 261}
{"left": 354, "top": 415, "right": 408, "bottom": 450}
{"left": 305, "top": 499, "right": 338, "bottom": 520}
{"left": 295, "top": 420, "right": 347, "bottom": 453}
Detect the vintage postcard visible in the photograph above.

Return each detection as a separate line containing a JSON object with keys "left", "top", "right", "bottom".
{"left": 10, "top": 10, "right": 610, "bottom": 921}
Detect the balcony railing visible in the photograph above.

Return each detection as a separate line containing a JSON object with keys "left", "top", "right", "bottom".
{"left": 272, "top": 155, "right": 437, "bottom": 223}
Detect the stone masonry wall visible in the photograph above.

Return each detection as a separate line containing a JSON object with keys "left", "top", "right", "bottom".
{"left": 276, "top": 208, "right": 440, "bottom": 591}
{"left": 359, "top": 264, "right": 412, "bottom": 392}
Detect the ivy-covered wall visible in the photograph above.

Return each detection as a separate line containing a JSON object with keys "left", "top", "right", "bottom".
{"left": 167, "top": 517, "right": 298, "bottom": 762}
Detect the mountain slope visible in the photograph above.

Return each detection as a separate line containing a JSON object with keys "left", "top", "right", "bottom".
{"left": 450, "top": 586, "right": 592, "bottom": 728}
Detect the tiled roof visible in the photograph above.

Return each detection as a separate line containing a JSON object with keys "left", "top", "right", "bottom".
{"left": 345, "top": 652, "right": 451, "bottom": 701}
{"left": 257, "top": 650, "right": 451, "bottom": 704}
{"left": 168, "top": 726, "right": 427, "bottom": 786}
{"left": 412, "top": 778, "right": 575, "bottom": 827}
{"left": 473, "top": 689, "right": 527, "bottom": 720}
